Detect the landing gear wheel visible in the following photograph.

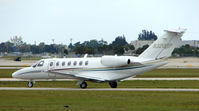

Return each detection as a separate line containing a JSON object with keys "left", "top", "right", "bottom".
{"left": 80, "top": 81, "right": 87, "bottom": 89}
{"left": 28, "top": 81, "right": 33, "bottom": 88}
{"left": 109, "top": 81, "right": 117, "bottom": 88}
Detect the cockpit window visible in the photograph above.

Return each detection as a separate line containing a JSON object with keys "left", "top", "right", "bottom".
{"left": 37, "top": 61, "right": 44, "bottom": 67}
{"left": 31, "top": 61, "right": 39, "bottom": 68}
{"left": 32, "top": 63, "right": 37, "bottom": 68}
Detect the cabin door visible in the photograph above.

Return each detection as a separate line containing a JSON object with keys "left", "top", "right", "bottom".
{"left": 48, "top": 60, "right": 56, "bottom": 78}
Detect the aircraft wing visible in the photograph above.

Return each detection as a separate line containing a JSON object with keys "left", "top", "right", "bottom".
{"left": 74, "top": 73, "right": 106, "bottom": 82}
{"left": 49, "top": 71, "right": 108, "bottom": 82}
{"left": 74, "top": 70, "right": 128, "bottom": 82}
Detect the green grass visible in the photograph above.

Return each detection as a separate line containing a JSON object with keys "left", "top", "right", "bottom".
{"left": 0, "top": 65, "right": 28, "bottom": 67}
{"left": 0, "top": 91, "right": 198, "bottom": 111}
{"left": 1, "top": 68, "right": 199, "bottom": 78}
{"left": 137, "top": 68, "right": 199, "bottom": 77}
{"left": 1, "top": 80, "right": 199, "bottom": 89}
{"left": 2, "top": 56, "right": 42, "bottom": 60}
{"left": 0, "top": 69, "right": 18, "bottom": 78}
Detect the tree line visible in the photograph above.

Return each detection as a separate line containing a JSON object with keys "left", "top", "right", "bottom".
{"left": 3, "top": 30, "right": 197, "bottom": 56}
{"left": 172, "top": 44, "right": 199, "bottom": 57}
{"left": 0, "top": 35, "right": 135, "bottom": 55}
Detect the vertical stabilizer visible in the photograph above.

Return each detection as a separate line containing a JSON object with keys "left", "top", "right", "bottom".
{"left": 139, "top": 28, "right": 186, "bottom": 59}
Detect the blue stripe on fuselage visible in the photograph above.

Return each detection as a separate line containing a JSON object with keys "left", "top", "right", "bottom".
{"left": 85, "top": 65, "right": 150, "bottom": 71}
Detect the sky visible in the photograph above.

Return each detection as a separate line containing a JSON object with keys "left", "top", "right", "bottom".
{"left": 0, "top": 0, "right": 199, "bottom": 45}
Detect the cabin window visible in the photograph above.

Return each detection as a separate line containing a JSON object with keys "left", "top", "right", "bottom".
{"left": 50, "top": 62, "right": 53, "bottom": 66}
{"left": 79, "top": 61, "right": 83, "bottom": 66}
{"left": 85, "top": 61, "right": 89, "bottom": 66}
{"left": 37, "top": 61, "right": 44, "bottom": 67}
{"left": 73, "top": 61, "right": 77, "bottom": 66}
{"left": 56, "top": 61, "right": 59, "bottom": 66}
{"left": 68, "top": 61, "right": 71, "bottom": 66}
{"left": 62, "top": 61, "right": 65, "bottom": 66}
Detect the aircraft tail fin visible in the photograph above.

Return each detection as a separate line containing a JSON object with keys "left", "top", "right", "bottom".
{"left": 139, "top": 28, "right": 186, "bottom": 60}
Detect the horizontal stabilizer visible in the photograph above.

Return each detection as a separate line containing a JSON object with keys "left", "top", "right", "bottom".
{"left": 164, "top": 28, "right": 186, "bottom": 34}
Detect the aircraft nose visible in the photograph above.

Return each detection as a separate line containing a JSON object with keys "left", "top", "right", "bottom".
{"left": 12, "top": 71, "right": 19, "bottom": 78}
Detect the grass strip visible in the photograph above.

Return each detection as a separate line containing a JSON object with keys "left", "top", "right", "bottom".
{"left": 0, "top": 66, "right": 29, "bottom": 67}
{"left": 2, "top": 56, "right": 42, "bottom": 60}
{"left": 0, "top": 69, "right": 18, "bottom": 78}
{"left": 0, "top": 91, "right": 198, "bottom": 111}
{"left": 137, "top": 68, "right": 199, "bottom": 77}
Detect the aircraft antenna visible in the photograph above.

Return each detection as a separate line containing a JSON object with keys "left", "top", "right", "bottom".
{"left": 70, "top": 38, "right": 73, "bottom": 44}
{"left": 52, "top": 39, "right": 55, "bottom": 44}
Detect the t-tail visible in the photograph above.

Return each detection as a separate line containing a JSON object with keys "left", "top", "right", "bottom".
{"left": 139, "top": 28, "right": 186, "bottom": 60}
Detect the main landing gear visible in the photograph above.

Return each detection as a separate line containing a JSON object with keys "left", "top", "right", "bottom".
{"left": 27, "top": 81, "right": 34, "bottom": 88}
{"left": 79, "top": 81, "right": 88, "bottom": 89}
{"left": 109, "top": 81, "right": 117, "bottom": 88}
{"left": 78, "top": 81, "right": 117, "bottom": 89}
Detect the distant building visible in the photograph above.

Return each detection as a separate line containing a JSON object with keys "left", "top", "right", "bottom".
{"left": 131, "top": 40, "right": 199, "bottom": 50}
{"left": 130, "top": 40, "right": 154, "bottom": 50}
{"left": 181, "top": 40, "right": 199, "bottom": 48}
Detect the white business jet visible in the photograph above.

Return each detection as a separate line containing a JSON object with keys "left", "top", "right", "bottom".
{"left": 12, "top": 29, "right": 186, "bottom": 88}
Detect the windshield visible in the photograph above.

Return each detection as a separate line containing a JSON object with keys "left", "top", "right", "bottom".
{"left": 37, "top": 61, "right": 44, "bottom": 67}
{"left": 31, "top": 61, "right": 39, "bottom": 68}
{"left": 31, "top": 60, "right": 44, "bottom": 68}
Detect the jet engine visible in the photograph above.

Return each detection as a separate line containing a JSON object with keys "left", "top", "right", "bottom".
{"left": 101, "top": 56, "right": 131, "bottom": 67}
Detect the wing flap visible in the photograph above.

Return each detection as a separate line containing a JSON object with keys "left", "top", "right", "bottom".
{"left": 49, "top": 71, "right": 107, "bottom": 82}
{"left": 75, "top": 74, "right": 106, "bottom": 82}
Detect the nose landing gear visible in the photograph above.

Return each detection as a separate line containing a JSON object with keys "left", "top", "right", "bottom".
{"left": 28, "top": 81, "right": 34, "bottom": 88}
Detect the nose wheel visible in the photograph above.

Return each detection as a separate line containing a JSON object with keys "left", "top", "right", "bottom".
{"left": 109, "top": 81, "right": 117, "bottom": 88}
{"left": 28, "top": 81, "right": 33, "bottom": 88}
{"left": 80, "top": 81, "right": 87, "bottom": 89}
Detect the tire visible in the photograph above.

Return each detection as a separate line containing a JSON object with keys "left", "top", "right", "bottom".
{"left": 28, "top": 81, "right": 33, "bottom": 88}
{"left": 109, "top": 81, "right": 117, "bottom": 88}
{"left": 80, "top": 81, "right": 87, "bottom": 89}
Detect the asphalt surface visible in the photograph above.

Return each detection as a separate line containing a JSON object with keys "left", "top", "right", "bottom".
{"left": 0, "top": 78, "right": 199, "bottom": 81}
{"left": 0, "top": 87, "right": 199, "bottom": 91}
{"left": 0, "top": 67, "right": 25, "bottom": 69}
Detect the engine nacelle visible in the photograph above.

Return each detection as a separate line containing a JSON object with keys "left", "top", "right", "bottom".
{"left": 101, "top": 56, "right": 131, "bottom": 67}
